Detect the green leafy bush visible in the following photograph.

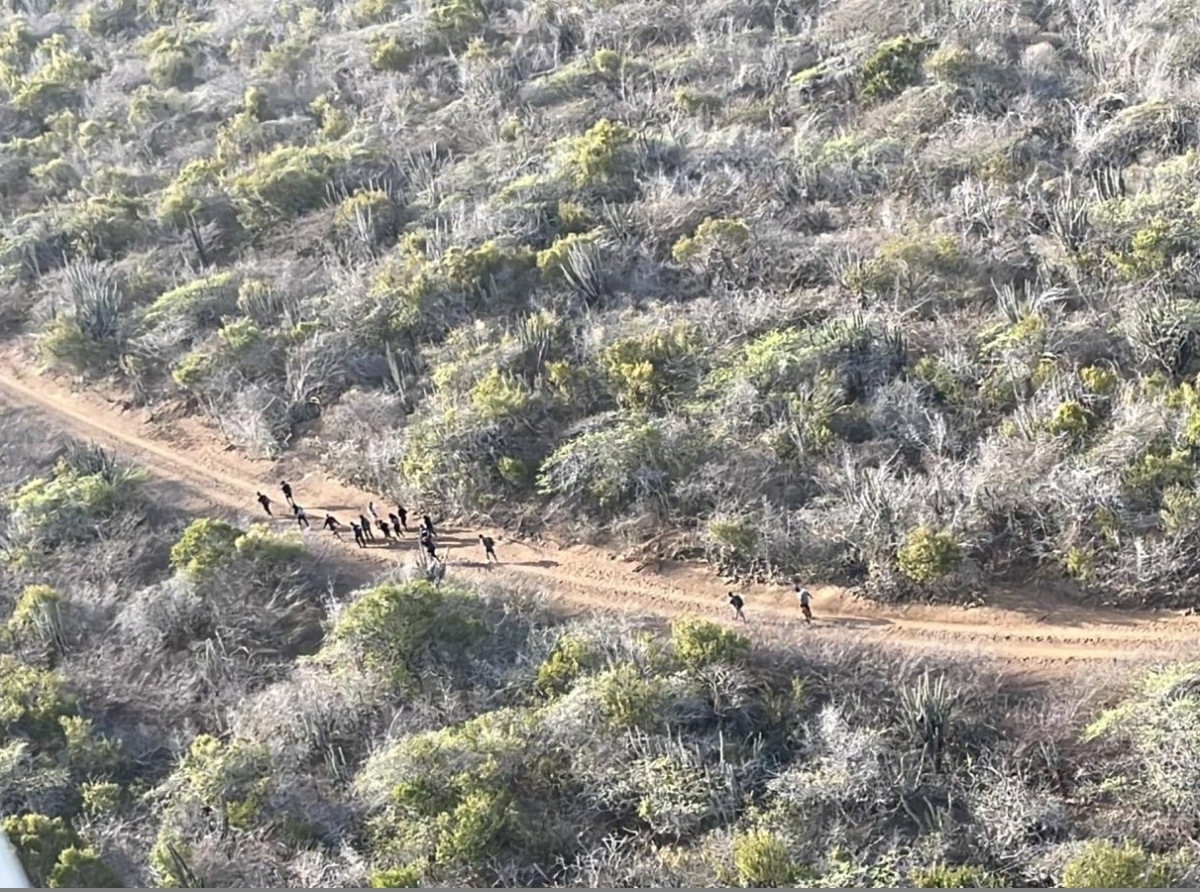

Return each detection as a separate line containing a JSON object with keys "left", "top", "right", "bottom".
{"left": 169, "top": 517, "right": 242, "bottom": 579}
{"left": 556, "top": 119, "right": 638, "bottom": 193}
{"left": 0, "top": 656, "right": 75, "bottom": 741}
{"left": 670, "top": 617, "right": 750, "bottom": 670}
{"left": 369, "top": 34, "right": 418, "bottom": 72}
{"left": 896, "top": 526, "right": 962, "bottom": 583}
{"left": 671, "top": 217, "right": 750, "bottom": 264}
{"left": 1059, "top": 839, "right": 1183, "bottom": 888}
{"left": 329, "top": 581, "right": 484, "bottom": 685}
{"left": 535, "top": 634, "right": 596, "bottom": 697}
{"left": 858, "top": 35, "right": 936, "bottom": 103}
{"left": 158, "top": 734, "right": 273, "bottom": 830}
{"left": 335, "top": 189, "right": 400, "bottom": 244}
{"left": 6, "top": 458, "right": 146, "bottom": 546}
{"left": 1, "top": 792, "right": 120, "bottom": 887}
{"left": 732, "top": 829, "right": 797, "bottom": 887}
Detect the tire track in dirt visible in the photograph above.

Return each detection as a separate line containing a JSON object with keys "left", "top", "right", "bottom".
{"left": 1, "top": 348, "right": 1198, "bottom": 676}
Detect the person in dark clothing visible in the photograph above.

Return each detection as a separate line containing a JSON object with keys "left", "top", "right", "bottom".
{"left": 351, "top": 522, "right": 366, "bottom": 548}
{"left": 280, "top": 480, "right": 294, "bottom": 506}
{"left": 359, "top": 514, "right": 375, "bottom": 541}
{"left": 420, "top": 527, "right": 440, "bottom": 561}
{"left": 423, "top": 515, "right": 436, "bottom": 536}
{"left": 728, "top": 592, "right": 747, "bottom": 623}
{"left": 478, "top": 534, "right": 498, "bottom": 562}
{"left": 368, "top": 501, "right": 380, "bottom": 522}
{"left": 388, "top": 513, "right": 405, "bottom": 536}
{"left": 256, "top": 492, "right": 273, "bottom": 516}
{"left": 324, "top": 514, "right": 343, "bottom": 540}
{"left": 377, "top": 518, "right": 393, "bottom": 540}
{"left": 294, "top": 505, "right": 309, "bottom": 529}
{"left": 395, "top": 505, "right": 408, "bottom": 531}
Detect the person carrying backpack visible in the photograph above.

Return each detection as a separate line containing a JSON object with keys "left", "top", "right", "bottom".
{"left": 324, "top": 514, "right": 343, "bottom": 540}
{"left": 359, "top": 514, "right": 375, "bottom": 541}
{"left": 388, "top": 512, "right": 405, "bottom": 537}
{"left": 280, "top": 480, "right": 294, "bottom": 507}
{"left": 478, "top": 534, "right": 498, "bottom": 562}
{"left": 256, "top": 492, "right": 273, "bottom": 516}
{"left": 351, "top": 522, "right": 366, "bottom": 548}
{"left": 728, "top": 591, "right": 747, "bottom": 623}
{"left": 294, "top": 504, "right": 309, "bottom": 529}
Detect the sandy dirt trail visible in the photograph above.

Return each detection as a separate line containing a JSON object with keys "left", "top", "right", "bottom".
{"left": 0, "top": 347, "right": 1197, "bottom": 676}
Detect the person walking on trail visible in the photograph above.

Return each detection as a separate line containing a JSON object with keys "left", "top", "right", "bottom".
{"left": 795, "top": 583, "right": 813, "bottom": 624}
{"left": 478, "top": 534, "right": 498, "bottom": 562}
{"left": 395, "top": 505, "right": 409, "bottom": 532}
{"left": 256, "top": 492, "right": 273, "bottom": 516}
{"left": 420, "top": 527, "right": 441, "bottom": 562}
{"left": 388, "top": 513, "right": 405, "bottom": 536}
{"left": 423, "top": 515, "right": 436, "bottom": 537}
{"left": 351, "top": 522, "right": 366, "bottom": 548}
{"left": 280, "top": 480, "right": 294, "bottom": 507}
{"left": 728, "top": 592, "right": 747, "bottom": 623}
{"left": 368, "top": 502, "right": 380, "bottom": 522}
{"left": 377, "top": 518, "right": 394, "bottom": 540}
{"left": 324, "top": 514, "right": 343, "bottom": 540}
{"left": 294, "top": 504, "right": 310, "bottom": 529}
{"left": 359, "top": 514, "right": 375, "bottom": 541}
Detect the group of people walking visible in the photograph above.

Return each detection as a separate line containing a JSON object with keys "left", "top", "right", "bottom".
{"left": 727, "top": 583, "right": 814, "bottom": 624}
{"left": 255, "top": 481, "right": 500, "bottom": 566}
{"left": 255, "top": 481, "right": 815, "bottom": 626}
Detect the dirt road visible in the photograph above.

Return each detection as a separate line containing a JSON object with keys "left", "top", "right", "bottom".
{"left": 1, "top": 349, "right": 1197, "bottom": 676}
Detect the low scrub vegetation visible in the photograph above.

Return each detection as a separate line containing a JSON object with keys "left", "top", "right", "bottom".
{"left": 0, "top": 413, "right": 1198, "bottom": 887}
{"left": 8, "top": 0, "right": 1200, "bottom": 614}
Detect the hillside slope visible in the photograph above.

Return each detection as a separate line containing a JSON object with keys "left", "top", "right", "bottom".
{"left": 5, "top": 0, "right": 1200, "bottom": 606}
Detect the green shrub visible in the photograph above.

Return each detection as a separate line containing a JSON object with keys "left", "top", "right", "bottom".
{"left": 170, "top": 349, "right": 212, "bottom": 389}
{"left": 370, "top": 863, "right": 423, "bottom": 887}
{"left": 896, "top": 526, "right": 962, "bottom": 583}
{"left": 9, "top": 35, "right": 102, "bottom": 117}
{"left": 1, "top": 814, "right": 76, "bottom": 887}
{"left": 329, "top": 581, "right": 484, "bottom": 684}
{"left": 556, "top": 119, "right": 638, "bottom": 192}
{"left": 535, "top": 634, "right": 596, "bottom": 697}
{"left": 369, "top": 34, "right": 418, "bottom": 71}
{"left": 169, "top": 517, "right": 242, "bottom": 579}
{"left": 62, "top": 194, "right": 145, "bottom": 261}
{"left": 1045, "top": 400, "right": 1094, "bottom": 443}
{"left": 47, "top": 846, "right": 121, "bottom": 888}
{"left": 732, "top": 829, "right": 797, "bottom": 887}
{"left": 1060, "top": 839, "right": 1183, "bottom": 888}
{"left": 1122, "top": 441, "right": 1194, "bottom": 509}
{"left": 670, "top": 617, "right": 750, "bottom": 670}
{"left": 140, "top": 270, "right": 240, "bottom": 332}
{"left": 536, "top": 230, "right": 601, "bottom": 281}
{"left": 1064, "top": 546, "right": 1096, "bottom": 581}
{"left": 81, "top": 780, "right": 122, "bottom": 816}
{"left": 227, "top": 144, "right": 365, "bottom": 232}
{"left": 309, "top": 94, "right": 352, "bottom": 139}
{"left": 6, "top": 459, "right": 146, "bottom": 546}
{"left": 599, "top": 323, "right": 703, "bottom": 411}
{"left": 592, "top": 662, "right": 669, "bottom": 730}
{"left": 161, "top": 734, "right": 273, "bottom": 830}
{"left": 147, "top": 47, "right": 194, "bottom": 89}
{"left": 428, "top": 0, "right": 487, "bottom": 43}
{"left": 335, "top": 189, "right": 399, "bottom": 243}
{"left": 859, "top": 34, "right": 936, "bottom": 103}
{"left": 671, "top": 217, "right": 750, "bottom": 264}
{"left": 0, "top": 656, "right": 75, "bottom": 742}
